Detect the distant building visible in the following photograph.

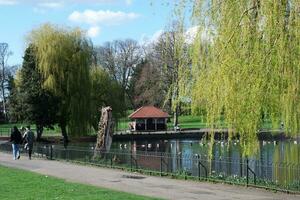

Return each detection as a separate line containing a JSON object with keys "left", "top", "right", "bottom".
{"left": 129, "top": 106, "right": 169, "bottom": 131}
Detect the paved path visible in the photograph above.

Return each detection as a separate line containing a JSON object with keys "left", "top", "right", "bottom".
{"left": 0, "top": 152, "right": 299, "bottom": 200}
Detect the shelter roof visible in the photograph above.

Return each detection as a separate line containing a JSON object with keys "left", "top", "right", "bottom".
{"left": 129, "top": 106, "right": 169, "bottom": 119}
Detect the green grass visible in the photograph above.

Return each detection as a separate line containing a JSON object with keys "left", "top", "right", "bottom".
{"left": 0, "top": 123, "right": 61, "bottom": 136}
{"left": 167, "top": 115, "right": 207, "bottom": 129}
{"left": 0, "top": 123, "right": 95, "bottom": 137}
{"left": 116, "top": 114, "right": 281, "bottom": 131}
{"left": 117, "top": 115, "right": 215, "bottom": 131}
{"left": 0, "top": 114, "right": 280, "bottom": 135}
{"left": 0, "top": 165, "right": 161, "bottom": 200}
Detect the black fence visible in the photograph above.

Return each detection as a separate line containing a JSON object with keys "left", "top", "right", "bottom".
{"left": 0, "top": 143, "right": 299, "bottom": 193}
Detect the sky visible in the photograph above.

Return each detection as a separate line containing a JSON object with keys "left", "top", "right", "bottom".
{"left": 0, "top": 0, "right": 175, "bottom": 66}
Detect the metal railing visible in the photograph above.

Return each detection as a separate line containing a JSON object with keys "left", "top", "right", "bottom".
{"left": 0, "top": 143, "right": 299, "bottom": 193}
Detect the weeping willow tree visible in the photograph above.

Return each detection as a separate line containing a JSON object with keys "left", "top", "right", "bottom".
{"left": 169, "top": 0, "right": 300, "bottom": 156}
{"left": 28, "top": 24, "right": 92, "bottom": 139}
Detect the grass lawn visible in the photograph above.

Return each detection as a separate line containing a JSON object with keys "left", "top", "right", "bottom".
{"left": 0, "top": 123, "right": 61, "bottom": 137}
{"left": 116, "top": 115, "right": 213, "bottom": 131}
{"left": 0, "top": 165, "right": 161, "bottom": 200}
{"left": 0, "top": 115, "right": 276, "bottom": 135}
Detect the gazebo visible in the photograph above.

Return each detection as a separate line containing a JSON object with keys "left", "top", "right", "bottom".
{"left": 128, "top": 106, "right": 169, "bottom": 131}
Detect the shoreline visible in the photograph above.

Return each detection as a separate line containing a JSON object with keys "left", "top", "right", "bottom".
{"left": 1, "top": 128, "right": 298, "bottom": 143}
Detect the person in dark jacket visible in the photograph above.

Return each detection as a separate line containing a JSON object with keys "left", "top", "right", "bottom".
{"left": 10, "top": 126, "right": 22, "bottom": 160}
{"left": 23, "top": 126, "right": 35, "bottom": 160}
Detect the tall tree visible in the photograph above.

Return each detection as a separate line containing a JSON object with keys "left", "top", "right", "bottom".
{"left": 130, "top": 59, "right": 165, "bottom": 108}
{"left": 95, "top": 39, "right": 142, "bottom": 108}
{"left": 16, "top": 45, "right": 59, "bottom": 140}
{"left": 28, "top": 24, "right": 92, "bottom": 140}
{"left": 178, "top": 0, "right": 300, "bottom": 155}
{"left": 0, "top": 43, "right": 12, "bottom": 121}
{"left": 151, "top": 23, "right": 190, "bottom": 127}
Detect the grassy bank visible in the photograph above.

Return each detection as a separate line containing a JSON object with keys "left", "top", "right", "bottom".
{"left": 0, "top": 123, "right": 61, "bottom": 137}
{"left": 116, "top": 115, "right": 225, "bottom": 131}
{"left": 116, "top": 115, "right": 276, "bottom": 131}
{"left": 0, "top": 165, "right": 160, "bottom": 200}
{"left": 0, "top": 114, "right": 276, "bottom": 136}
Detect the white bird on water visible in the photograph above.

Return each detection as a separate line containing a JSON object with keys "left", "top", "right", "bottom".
{"left": 294, "top": 140, "right": 298, "bottom": 145}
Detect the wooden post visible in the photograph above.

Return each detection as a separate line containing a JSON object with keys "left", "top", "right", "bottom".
{"left": 144, "top": 119, "right": 147, "bottom": 131}
{"left": 155, "top": 119, "right": 157, "bottom": 131}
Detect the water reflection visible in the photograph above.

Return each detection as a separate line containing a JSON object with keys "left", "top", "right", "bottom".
{"left": 46, "top": 138, "right": 299, "bottom": 188}
{"left": 112, "top": 139, "right": 300, "bottom": 187}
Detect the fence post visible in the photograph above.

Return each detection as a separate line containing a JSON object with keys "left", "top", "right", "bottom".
{"left": 240, "top": 157, "right": 243, "bottom": 178}
{"left": 160, "top": 152, "right": 163, "bottom": 176}
{"left": 110, "top": 154, "right": 113, "bottom": 168}
{"left": 178, "top": 152, "right": 181, "bottom": 171}
{"left": 130, "top": 149, "right": 132, "bottom": 171}
{"left": 246, "top": 157, "right": 249, "bottom": 187}
{"left": 196, "top": 154, "right": 200, "bottom": 180}
{"left": 50, "top": 145, "right": 53, "bottom": 160}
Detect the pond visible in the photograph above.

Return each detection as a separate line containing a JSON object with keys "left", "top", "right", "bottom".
{"left": 54, "top": 138, "right": 300, "bottom": 191}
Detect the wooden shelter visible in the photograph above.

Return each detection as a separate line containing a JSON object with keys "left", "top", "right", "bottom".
{"left": 129, "top": 106, "right": 169, "bottom": 131}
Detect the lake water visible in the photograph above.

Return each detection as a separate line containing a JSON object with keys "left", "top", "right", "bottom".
{"left": 59, "top": 138, "right": 299, "bottom": 190}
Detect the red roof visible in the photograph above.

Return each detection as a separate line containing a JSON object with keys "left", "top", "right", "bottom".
{"left": 129, "top": 106, "right": 169, "bottom": 119}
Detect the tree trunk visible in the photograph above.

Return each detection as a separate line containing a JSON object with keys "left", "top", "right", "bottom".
{"left": 60, "top": 120, "right": 69, "bottom": 148}
{"left": 1, "top": 61, "right": 6, "bottom": 122}
{"left": 94, "top": 106, "right": 114, "bottom": 158}
{"left": 173, "top": 104, "right": 179, "bottom": 128}
{"left": 36, "top": 124, "right": 44, "bottom": 141}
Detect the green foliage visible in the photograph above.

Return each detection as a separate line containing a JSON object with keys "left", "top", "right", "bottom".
{"left": 28, "top": 24, "right": 93, "bottom": 136}
{"left": 90, "top": 66, "right": 125, "bottom": 130}
{"left": 9, "top": 45, "right": 59, "bottom": 138}
{"left": 0, "top": 165, "right": 160, "bottom": 200}
{"left": 174, "top": 0, "right": 300, "bottom": 155}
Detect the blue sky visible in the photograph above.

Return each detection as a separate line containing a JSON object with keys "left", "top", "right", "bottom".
{"left": 0, "top": 0, "right": 175, "bottom": 66}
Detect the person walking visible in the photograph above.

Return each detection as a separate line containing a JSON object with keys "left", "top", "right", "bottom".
{"left": 10, "top": 126, "right": 22, "bottom": 160}
{"left": 20, "top": 126, "right": 26, "bottom": 136}
{"left": 23, "top": 126, "right": 35, "bottom": 160}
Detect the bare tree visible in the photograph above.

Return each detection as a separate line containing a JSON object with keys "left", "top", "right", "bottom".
{"left": 95, "top": 39, "right": 142, "bottom": 107}
{"left": 149, "top": 27, "right": 190, "bottom": 128}
{"left": 0, "top": 43, "right": 13, "bottom": 120}
{"left": 132, "top": 60, "right": 165, "bottom": 108}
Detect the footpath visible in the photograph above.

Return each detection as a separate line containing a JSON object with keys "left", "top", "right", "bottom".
{"left": 0, "top": 152, "right": 299, "bottom": 200}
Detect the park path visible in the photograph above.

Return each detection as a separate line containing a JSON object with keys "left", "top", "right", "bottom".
{"left": 0, "top": 152, "right": 299, "bottom": 200}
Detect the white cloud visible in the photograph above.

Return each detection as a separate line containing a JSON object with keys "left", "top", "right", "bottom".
{"left": 0, "top": 0, "right": 18, "bottom": 5}
{"left": 151, "top": 30, "right": 163, "bottom": 42}
{"left": 38, "top": 2, "right": 64, "bottom": 9}
{"left": 139, "top": 30, "right": 163, "bottom": 45}
{"left": 68, "top": 9, "right": 139, "bottom": 26}
{"left": 141, "top": 26, "right": 213, "bottom": 46}
{"left": 185, "top": 26, "right": 199, "bottom": 44}
{"left": 87, "top": 26, "right": 100, "bottom": 38}
{"left": 69, "top": 9, "right": 139, "bottom": 39}
{"left": 185, "top": 26, "right": 213, "bottom": 44}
